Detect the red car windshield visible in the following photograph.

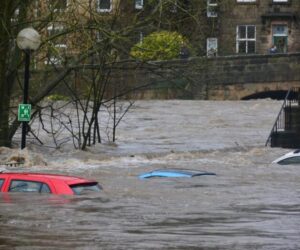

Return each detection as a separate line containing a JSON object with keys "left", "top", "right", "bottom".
{"left": 69, "top": 182, "right": 101, "bottom": 195}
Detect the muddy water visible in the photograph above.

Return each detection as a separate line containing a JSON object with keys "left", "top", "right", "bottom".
{"left": 1, "top": 100, "right": 300, "bottom": 249}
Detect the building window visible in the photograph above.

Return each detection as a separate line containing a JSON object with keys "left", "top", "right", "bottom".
{"left": 96, "top": 31, "right": 103, "bottom": 43}
{"left": 135, "top": 0, "right": 143, "bottom": 9}
{"left": 131, "top": 31, "right": 144, "bottom": 46}
{"left": 207, "top": 0, "right": 218, "bottom": 17}
{"left": 139, "top": 32, "right": 144, "bottom": 44}
{"left": 272, "top": 25, "right": 288, "bottom": 53}
{"left": 207, "top": 38, "right": 218, "bottom": 57}
{"left": 236, "top": 25, "right": 256, "bottom": 54}
{"left": 11, "top": 8, "right": 19, "bottom": 23}
{"left": 45, "top": 44, "right": 67, "bottom": 65}
{"left": 47, "top": 24, "right": 65, "bottom": 39}
{"left": 45, "top": 24, "right": 67, "bottom": 65}
{"left": 273, "top": 0, "right": 288, "bottom": 2}
{"left": 97, "top": 0, "right": 112, "bottom": 12}
{"left": 236, "top": 0, "right": 256, "bottom": 2}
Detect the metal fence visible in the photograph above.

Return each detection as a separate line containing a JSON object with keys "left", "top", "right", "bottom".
{"left": 265, "top": 87, "right": 300, "bottom": 146}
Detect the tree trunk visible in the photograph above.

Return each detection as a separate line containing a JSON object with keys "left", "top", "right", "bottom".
{"left": 0, "top": 56, "right": 10, "bottom": 147}
{"left": 0, "top": 2, "right": 12, "bottom": 147}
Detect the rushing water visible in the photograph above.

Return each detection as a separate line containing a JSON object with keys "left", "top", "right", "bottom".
{"left": 1, "top": 100, "right": 300, "bottom": 249}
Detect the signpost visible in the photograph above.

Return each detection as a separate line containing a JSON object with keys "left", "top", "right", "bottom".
{"left": 18, "top": 104, "right": 31, "bottom": 122}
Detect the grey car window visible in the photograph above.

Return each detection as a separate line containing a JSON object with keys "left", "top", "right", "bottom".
{"left": 0, "top": 179, "right": 4, "bottom": 190}
{"left": 278, "top": 156, "right": 300, "bottom": 165}
{"left": 9, "top": 180, "right": 51, "bottom": 193}
{"left": 70, "top": 183, "right": 101, "bottom": 195}
{"left": 40, "top": 183, "right": 51, "bottom": 193}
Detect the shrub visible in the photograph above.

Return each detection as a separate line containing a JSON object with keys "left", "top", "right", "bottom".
{"left": 47, "top": 94, "right": 69, "bottom": 101}
{"left": 130, "top": 31, "right": 188, "bottom": 61}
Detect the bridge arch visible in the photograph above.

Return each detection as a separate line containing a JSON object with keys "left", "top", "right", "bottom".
{"left": 241, "top": 90, "right": 290, "bottom": 100}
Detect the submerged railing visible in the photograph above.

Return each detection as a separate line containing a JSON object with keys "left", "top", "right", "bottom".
{"left": 265, "top": 87, "right": 300, "bottom": 146}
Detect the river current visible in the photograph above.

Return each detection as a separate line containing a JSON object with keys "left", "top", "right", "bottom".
{"left": 0, "top": 100, "right": 299, "bottom": 249}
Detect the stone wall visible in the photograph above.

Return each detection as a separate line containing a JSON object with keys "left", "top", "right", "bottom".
{"left": 131, "top": 53, "right": 300, "bottom": 100}
{"left": 29, "top": 53, "right": 300, "bottom": 101}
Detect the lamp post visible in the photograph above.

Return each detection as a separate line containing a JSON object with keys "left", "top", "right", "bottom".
{"left": 16, "top": 28, "right": 41, "bottom": 149}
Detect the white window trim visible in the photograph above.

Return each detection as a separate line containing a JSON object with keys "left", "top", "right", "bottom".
{"left": 236, "top": 25, "right": 256, "bottom": 54}
{"left": 47, "top": 24, "right": 64, "bottom": 33}
{"left": 47, "top": 24, "right": 65, "bottom": 42}
{"left": 207, "top": 38, "right": 218, "bottom": 57}
{"left": 55, "top": 44, "right": 67, "bottom": 49}
{"left": 207, "top": 0, "right": 218, "bottom": 18}
{"left": 11, "top": 8, "right": 19, "bottom": 22}
{"left": 236, "top": 0, "right": 256, "bottom": 2}
{"left": 96, "top": 31, "right": 102, "bottom": 42}
{"left": 46, "top": 25, "right": 67, "bottom": 65}
{"left": 44, "top": 57, "right": 62, "bottom": 65}
{"left": 139, "top": 32, "right": 144, "bottom": 44}
{"left": 97, "top": 0, "right": 112, "bottom": 13}
{"left": 44, "top": 44, "right": 67, "bottom": 65}
{"left": 273, "top": 0, "right": 288, "bottom": 2}
{"left": 135, "top": 0, "right": 143, "bottom": 10}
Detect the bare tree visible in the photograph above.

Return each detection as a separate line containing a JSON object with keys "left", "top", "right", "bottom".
{"left": 1, "top": 0, "right": 230, "bottom": 149}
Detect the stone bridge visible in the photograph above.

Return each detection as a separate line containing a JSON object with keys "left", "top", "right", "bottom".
{"left": 131, "top": 53, "right": 300, "bottom": 100}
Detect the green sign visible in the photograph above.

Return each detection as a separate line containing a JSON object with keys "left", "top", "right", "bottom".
{"left": 18, "top": 104, "right": 32, "bottom": 122}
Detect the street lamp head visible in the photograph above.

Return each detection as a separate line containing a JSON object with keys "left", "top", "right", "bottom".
{"left": 17, "top": 27, "right": 41, "bottom": 51}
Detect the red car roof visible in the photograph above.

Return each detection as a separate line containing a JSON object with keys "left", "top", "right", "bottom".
{"left": 0, "top": 172, "right": 95, "bottom": 185}
{"left": 0, "top": 172, "right": 100, "bottom": 195}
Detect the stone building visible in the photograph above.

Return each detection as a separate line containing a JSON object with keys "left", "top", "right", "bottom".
{"left": 17, "top": 0, "right": 300, "bottom": 67}
{"left": 210, "top": 0, "right": 300, "bottom": 56}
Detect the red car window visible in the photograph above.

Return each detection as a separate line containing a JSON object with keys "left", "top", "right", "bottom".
{"left": 9, "top": 180, "right": 51, "bottom": 193}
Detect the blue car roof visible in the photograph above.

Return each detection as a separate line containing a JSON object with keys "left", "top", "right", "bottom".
{"left": 139, "top": 169, "right": 216, "bottom": 179}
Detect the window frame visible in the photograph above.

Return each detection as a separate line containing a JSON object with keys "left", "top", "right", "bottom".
{"left": 272, "top": 0, "right": 289, "bottom": 3}
{"left": 135, "top": 0, "right": 143, "bottom": 10}
{"left": 45, "top": 24, "right": 67, "bottom": 65}
{"left": 47, "top": 24, "right": 65, "bottom": 38}
{"left": 207, "top": 0, "right": 218, "bottom": 18}
{"left": 207, "top": 37, "right": 218, "bottom": 57}
{"left": 236, "top": 25, "right": 256, "bottom": 54}
{"left": 11, "top": 8, "right": 19, "bottom": 22}
{"left": 236, "top": 0, "right": 257, "bottom": 4}
{"left": 97, "top": 0, "right": 112, "bottom": 13}
{"left": 138, "top": 31, "right": 144, "bottom": 44}
{"left": 272, "top": 24, "right": 288, "bottom": 53}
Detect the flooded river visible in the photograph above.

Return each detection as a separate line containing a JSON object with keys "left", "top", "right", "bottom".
{"left": 1, "top": 100, "right": 300, "bottom": 249}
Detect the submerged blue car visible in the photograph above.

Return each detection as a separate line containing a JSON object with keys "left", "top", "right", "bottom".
{"left": 139, "top": 169, "right": 216, "bottom": 179}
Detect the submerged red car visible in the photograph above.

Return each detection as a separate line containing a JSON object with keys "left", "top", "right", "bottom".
{"left": 0, "top": 172, "right": 101, "bottom": 195}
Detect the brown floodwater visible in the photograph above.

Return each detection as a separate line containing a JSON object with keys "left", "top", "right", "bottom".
{"left": 0, "top": 100, "right": 299, "bottom": 249}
